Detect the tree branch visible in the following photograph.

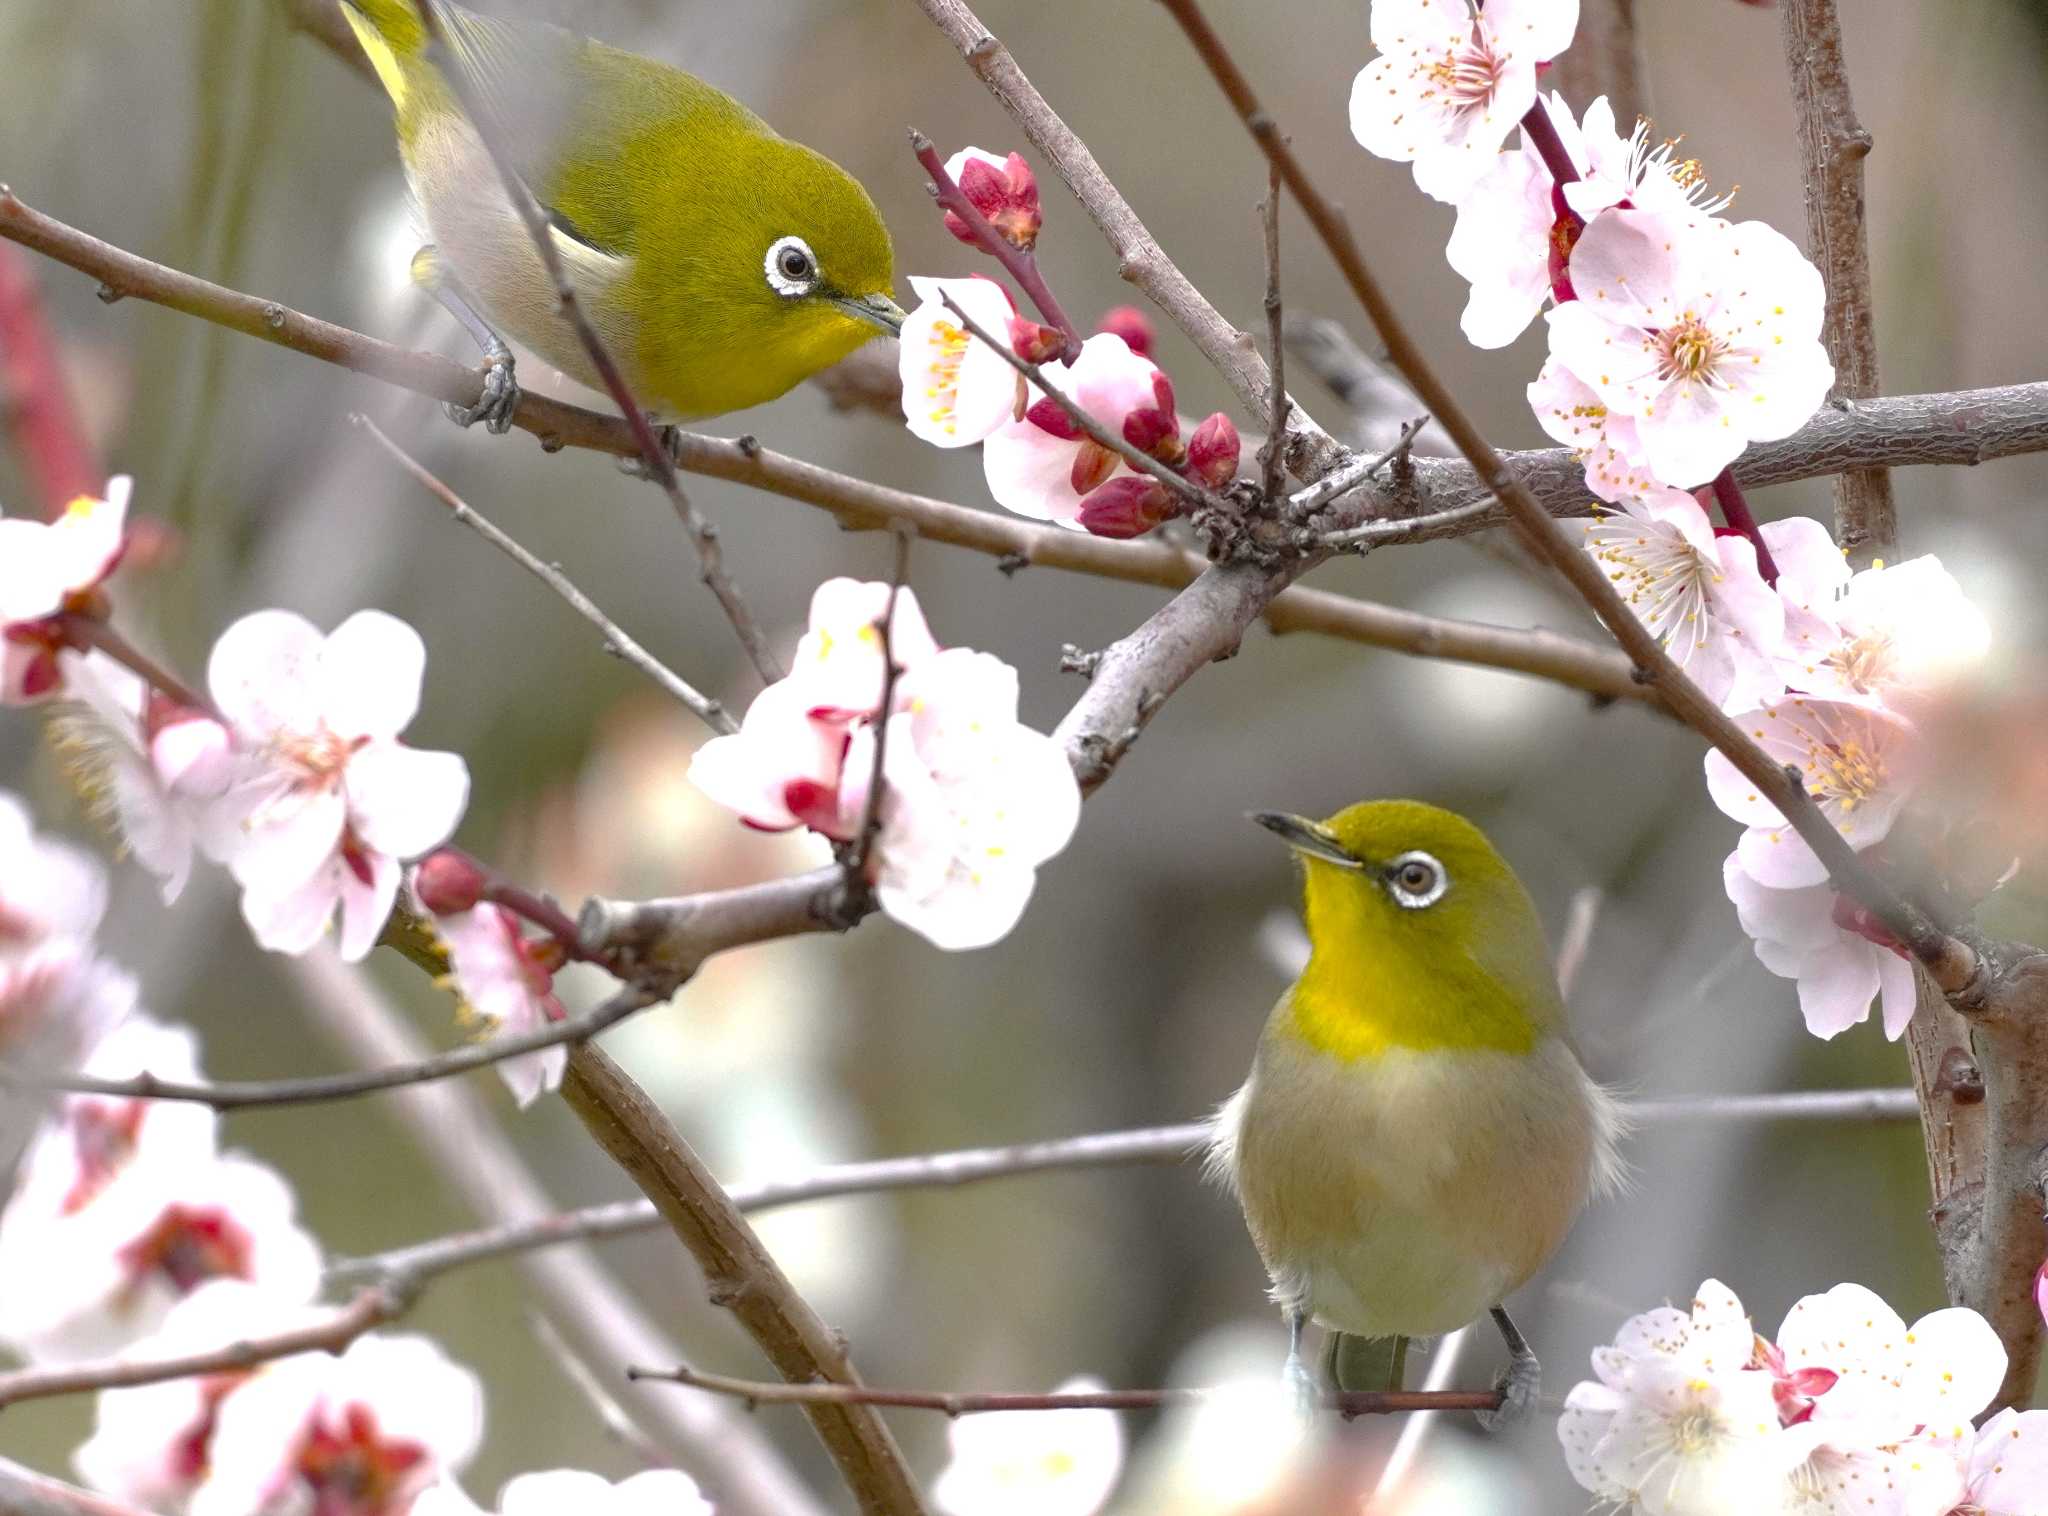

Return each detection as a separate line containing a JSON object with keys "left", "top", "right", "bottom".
{"left": 1779, "top": 0, "right": 1894, "bottom": 558}
{"left": 0, "top": 1457, "right": 163, "bottom": 1516}
{"left": 560, "top": 1047, "right": 927, "bottom": 1516}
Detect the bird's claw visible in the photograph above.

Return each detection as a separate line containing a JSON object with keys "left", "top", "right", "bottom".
{"left": 445, "top": 355, "right": 520, "bottom": 435}
{"left": 1475, "top": 1350, "right": 1539, "bottom": 1434}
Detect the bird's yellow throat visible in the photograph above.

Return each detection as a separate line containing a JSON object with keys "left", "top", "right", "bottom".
{"left": 1288, "top": 859, "right": 1544, "bottom": 1061}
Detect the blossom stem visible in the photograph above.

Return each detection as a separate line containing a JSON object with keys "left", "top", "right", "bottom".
{"left": 912, "top": 129, "right": 1082, "bottom": 357}
{"left": 1710, "top": 470, "right": 1782, "bottom": 583}
{"left": 51, "top": 611, "right": 215, "bottom": 717}
{"left": 1518, "top": 98, "right": 1580, "bottom": 188}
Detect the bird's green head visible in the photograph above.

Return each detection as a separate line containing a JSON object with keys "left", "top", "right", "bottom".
{"left": 1253, "top": 799, "right": 1566, "bottom": 1057}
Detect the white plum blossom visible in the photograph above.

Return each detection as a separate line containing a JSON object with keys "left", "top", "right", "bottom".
{"left": 899, "top": 275, "right": 1025, "bottom": 447}
{"left": 1578, "top": 485, "right": 1786, "bottom": 712}
{"left": 436, "top": 902, "right": 566, "bottom": 1107}
{"left": 190, "top": 1330, "right": 484, "bottom": 1516}
{"left": 1722, "top": 855, "right": 1916, "bottom": 1040}
{"left": 1559, "top": 1279, "right": 1818, "bottom": 1516}
{"left": 692, "top": 581, "right": 1078, "bottom": 950}
{"left": 207, "top": 609, "right": 470, "bottom": 961}
{"left": 73, "top": 1280, "right": 326, "bottom": 1510}
{"left": 1529, "top": 357, "right": 1663, "bottom": 504}
{"left": 1936, "top": 1408, "right": 2048, "bottom": 1515}
{"left": 931, "top": 1375, "right": 1124, "bottom": 1516}
{"left": 1777, "top": 555, "right": 1991, "bottom": 712}
{"left": 1450, "top": 94, "right": 1733, "bottom": 348}
{"left": 1547, "top": 210, "right": 1835, "bottom": 487}
{"left": 1348, "top": 0, "right": 1581, "bottom": 204}
{"left": 65, "top": 652, "right": 236, "bottom": 903}
{"left": 1705, "top": 697, "right": 1917, "bottom": 887}
{"left": 981, "top": 333, "right": 1171, "bottom": 526}
{"left": 416, "top": 1469, "right": 715, "bottom": 1516}
{"left": 838, "top": 650, "right": 1081, "bottom": 950}
{"left": 0, "top": 477, "right": 131, "bottom": 704}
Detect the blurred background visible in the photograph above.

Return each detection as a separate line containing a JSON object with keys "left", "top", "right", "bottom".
{"left": 3, "top": 0, "right": 2047, "bottom": 1509}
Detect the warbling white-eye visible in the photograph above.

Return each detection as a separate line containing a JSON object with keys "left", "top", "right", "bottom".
{"left": 342, "top": 0, "right": 905, "bottom": 430}
{"left": 1212, "top": 800, "right": 1625, "bottom": 1425}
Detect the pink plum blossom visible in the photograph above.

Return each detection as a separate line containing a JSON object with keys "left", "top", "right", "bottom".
{"left": 435, "top": 901, "right": 566, "bottom": 1108}
{"left": 981, "top": 333, "right": 1169, "bottom": 526}
{"left": 1943, "top": 1408, "right": 2048, "bottom": 1514}
{"left": 190, "top": 1331, "right": 484, "bottom": 1516}
{"left": 931, "top": 1375, "right": 1124, "bottom": 1516}
{"left": 1722, "top": 855, "right": 1916, "bottom": 1040}
{"left": 1705, "top": 697, "right": 1917, "bottom": 887}
{"left": 417, "top": 1470, "right": 715, "bottom": 1516}
{"left": 207, "top": 609, "right": 470, "bottom": 961}
{"left": 837, "top": 649, "right": 1081, "bottom": 951}
{"left": 1547, "top": 210, "right": 1834, "bottom": 487}
{"left": 1528, "top": 358, "right": 1663, "bottom": 504}
{"left": 0, "top": 477, "right": 131, "bottom": 704}
{"left": 1348, "top": 0, "right": 1581, "bottom": 204}
{"left": 1578, "top": 485, "right": 1786, "bottom": 712}
{"left": 899, "top": 275, "right": 1025, "bottom": 448}
{"left": 1778, "top": 555, "right": 1991, "bottom": 713}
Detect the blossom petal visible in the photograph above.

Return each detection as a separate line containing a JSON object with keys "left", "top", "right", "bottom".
{"left": 345, "top": 742, "right": 469, "bottom": 859}
{"left": 206, "top": 610, "right": 326, "bottom": 741}
{"left": 319, "top": 610, "right": 427, "bottom": 742}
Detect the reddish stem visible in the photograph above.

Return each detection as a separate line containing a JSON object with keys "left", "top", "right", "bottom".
{"left": 1711, "top": 470, "right": 1781, "bottom": 584}
{"left": 470, "top": 863, "right": 591, "bottom": 962}
{"left": 0, "top": 244, "right": 101, "bottom": 516}
{"left": 911, "top": 131, "right": 1081, "bottom": 359}
{"left": 1517, "top": 99, "right": 1581, "bottom": 189}
{"left": 54, "top": 612, "right": 214, "bottom": 717}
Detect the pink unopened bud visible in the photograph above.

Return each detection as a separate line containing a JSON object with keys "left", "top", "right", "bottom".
{"left": 1008, "top": 317, "right": 1066, "bottom": 365}
{"left": 1187, "top": 412, "right": 1242, "bottom": 489}
{"left": 1069, "top": 439, "right": 1121, "bottom": 497}
{"left": 1025, "top": 396, "right": 1085, "bottom": 441}
{"left": 1096, "top": 306, "right": 1156, "bottom": 359}
{"left": 1077, "top": 476, "right": 1178, "bottom": 540}
{"left": 414, "top": 849, "right": 487, "bottom": 916}
{"left": 943, "top": 149, "right": 1042, "bottom": 252}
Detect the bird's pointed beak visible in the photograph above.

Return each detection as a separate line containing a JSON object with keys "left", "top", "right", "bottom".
{"left": 1251, "top": 811, "right": 1364, "bottom": 869}
{"left": 831, "top": 291, "right": 907, "bottom": 334}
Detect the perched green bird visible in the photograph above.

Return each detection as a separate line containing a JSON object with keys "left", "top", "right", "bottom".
{"left": 1211, "top": 800, "right": 1625, "bottom": 1424}
{"left": 342, "top": 0, "right": 904, "bottom": 429}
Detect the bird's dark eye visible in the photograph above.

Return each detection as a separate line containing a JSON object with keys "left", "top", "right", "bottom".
{"left": 764, "top": 235, "right": 819, "bottom": 297}
{"left": 1386, "top": 850, "right": 1448, "bottom": 909}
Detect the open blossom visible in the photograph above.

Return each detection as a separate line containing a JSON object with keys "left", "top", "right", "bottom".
{"left": 435, "top": 901, "right": 566, "bottom": 1108}
{"left": 932, "top": 1375, "right": 1124, "bottom": 1516}
{"left": 1705, "top": 697, "right": 1917, "bottom": 887}
{"left": 899, "top": 275, "right": 1025, "bottom": 447}
{"left": 1579, "top": 485, "right": 1785, "bottom": 712}
{"left": 1547, "top": 211, "right": 1834, "bottom": 487}
{"left": 1451, "top": 95, "right": 1734, "bottom": 347}
{"left": 838, "top": 649, "right": 1082, "bottom": 951}
{"left": 64, "top": 652, "right": 236, "bottom": 903}
{"left": 1776, "top": 555, "right": 1990, "bottom": 712}
{"left": 981, "top": 333, "right": 1171, "bottom": 527}
{"left": 416, "top": 1470, "right": 714, "bottom": 1516}
{"left": 1349, "top": 0, "right": 1580, "bottom": 203}
{"left": 207, "top": 609, "right": 470, "bottom": 961}
{"left": 1560, "top": 1279, "right": 1818, "bottom": 1515}
{"left": 189, "top": 1331, "right": 484, "bottom": 1516}
{"left": 1723, "top": 855, "right": 1915, "bottom": 1040}
{"left": 1932, "top": 1408, "right": 2048, "bottom": 1515}
{"left": 0, "top": 477, "right": 131, "bottom": 703}
{"left": 691, "top": 580, "right": 1079, "bottom": 950}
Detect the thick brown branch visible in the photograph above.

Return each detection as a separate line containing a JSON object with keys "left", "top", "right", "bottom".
{"left": 0, "top": 1286, "right": 406, "bottom": 1409}
{"left": 1779, "top": 0, "right": 1893, "bottom": 558}
{"left": 560, "top": 1047, "right": 927, "bottom": 1516}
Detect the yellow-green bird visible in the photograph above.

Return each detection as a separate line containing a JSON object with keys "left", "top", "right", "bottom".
{"left": 341, "top": 0, "right": 903, "bottom": 430}
{"left": 1212, "top": 800, "right": 1625, "bottom": 1425}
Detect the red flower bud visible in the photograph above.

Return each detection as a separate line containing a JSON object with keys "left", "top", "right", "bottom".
{"left": 1069, "top": 439, "right": 1121, "bottom": 497}
{"left": 1025, "top": 397, "right": 1085, "bottom": 441}
{"left": 413, "top": 849, "right": 487, "bottom": 915}
{"left": 1076, "top": 476, "right": 1178, "bottom": 539}
{"left": 1187, "top": 412, "right": 1242, "bottom": 490}
{"left": 944, "top": 151, "right": 1043, "bottom": 252}
{"left": 1122, "top": 407, "right": 1178, "bottom": 459}
{"left": 1008, "top": 317, "right": 1067, "bottom": 365}
{"left": 1096, "top": 306, "right": 1156, "bottom": 358}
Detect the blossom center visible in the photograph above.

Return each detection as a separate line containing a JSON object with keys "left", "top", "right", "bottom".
{"left": 117, "top": 1204, "right": 255, "bottom": 1294}
{"left": 921, "top": 319, "right": 972, "bottom": 435}
{"left": 1802, "top": 733, "right": 1886, "bottom": 815}
{"left": 275, "top": 727, "right": 360, "bottom": 788}
{"left": 1823, "top": 631, "right": 1894, "bottom": 694}
{"left": 1655, "top": 316, "right": 1727, "bottom": 385}
{"left": 297, "top": 1404, "right": 429, "bottom": 1516}
{"left": 1424, "top": 29, "right": 1505, "bottom": 114}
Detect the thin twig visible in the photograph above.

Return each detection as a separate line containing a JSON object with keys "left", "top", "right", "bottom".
{"left": 1151, "top": 0, "right": 1977, "bottom": 993}
{"left": 852, "top": 529, "right": 914, "bottom": 880}
{"left": 352, "top": 415, "right": 735, "bottom": 735}
{"left": 0, "top": 1456, "right": 160, "bottom": 1516}
{"left": 328, "top": 1093, "right": 1916, "bottom": 1288}
{"left": 1316, "top": 494, "right": 1495, "bottom": 552}
{"left": 937, "top": 291, "right": 1222, "bottom": 512}
{"left": 1258, "top": 163, "right": 1288, "bottom": 501}
{"left": 0, "top": 1285, "right": 408, "bottom": 1409}
{"left": 410, "top": 1, "right": 784, "bottom": 686}
{"left": 53, "top": 614, "right": 214, "bottom": 716}
{"left": 1779, "top": 0, "right": 1894, "bottom": 558}
{"left": 1287, "top": 414, "right": 1430, "bottom": 520}
{"left": 3, "top": 986, "right": 658, "bottom": 1109}
{"left": 910, "top": 130, "right": 1078, "bottom": 354}
{"left": 627, "top": 1361, "right": 1503, "bottom": 1418}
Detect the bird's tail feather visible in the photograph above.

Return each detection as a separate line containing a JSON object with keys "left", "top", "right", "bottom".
{"left": 1326, "top": 1331, "right": 1408, "bottom": 1394}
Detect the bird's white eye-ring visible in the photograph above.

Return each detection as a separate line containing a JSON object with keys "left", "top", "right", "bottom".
{"left": 1386, "top": 850, "right": 1448, "bottom": 909}
{"left": 765, "top": 235, "right": 820, "bottom": 298}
